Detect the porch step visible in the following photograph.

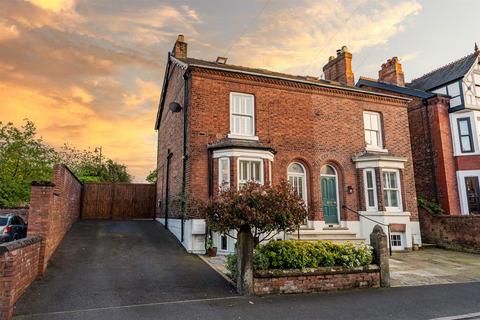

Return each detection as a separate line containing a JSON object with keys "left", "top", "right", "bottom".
{"left": 287, "top": 228, "right": 365, "bottom": 244}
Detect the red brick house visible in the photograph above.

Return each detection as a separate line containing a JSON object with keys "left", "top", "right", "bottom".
{"left": 358, "top": 47, "right": 480, "bottom": 217}
{"left": 155, "top": 35, "right": 422, "bottom": 253}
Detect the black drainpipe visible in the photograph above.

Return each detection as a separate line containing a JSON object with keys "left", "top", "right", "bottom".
{"left": 180, "top": 71, "right": 191, "bottom": 242}
{"left": 165, "top": 149, "right": 173, "bottom": 229}
{"left": 424, "top": 99, "right": 440, "bottom": 203}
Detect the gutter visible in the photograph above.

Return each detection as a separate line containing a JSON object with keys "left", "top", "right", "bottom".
{"left": 187, "top": 63, "right": 412, "bottom": 102}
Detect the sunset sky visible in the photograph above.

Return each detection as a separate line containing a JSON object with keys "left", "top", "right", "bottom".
{"left": 1, "top": 0, "right": 479, "bottom": 181}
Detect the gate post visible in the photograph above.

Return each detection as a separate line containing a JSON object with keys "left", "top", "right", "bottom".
{"left": 370, "top": 225, "right": 390, "bottom": 287}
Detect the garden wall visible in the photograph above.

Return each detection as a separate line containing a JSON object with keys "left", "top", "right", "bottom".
{"left": 253, "top": 266, "right": 380, "bottom": 295}
{"left": 0, "top": 207, "right": 29, "bottom": 222}
{"left": 0, "top": 236, "right": 42, "bottom": 320}
{"left": 419, "top": 207, "right": 480, "bottom": 253}
{"left": 28, "top": 164, "right": 83, "bottom": 273}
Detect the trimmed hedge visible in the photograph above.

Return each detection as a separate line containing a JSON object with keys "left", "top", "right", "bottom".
{"left": 226, "top": 240, "right": 373, "bottom": 278}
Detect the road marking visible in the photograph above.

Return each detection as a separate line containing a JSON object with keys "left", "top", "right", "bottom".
{"left": 429, "top": 312, "right": 480, "bottom": 320}
{"left": 15, "top": 296, "right": 242, "bottom": 317}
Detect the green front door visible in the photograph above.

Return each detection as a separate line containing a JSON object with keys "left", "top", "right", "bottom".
{"left": 321, "top": 176, "right": 339, "bottom": 224}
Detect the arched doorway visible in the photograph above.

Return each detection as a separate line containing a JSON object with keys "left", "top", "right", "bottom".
{"left": 320, "top": 165, "right": 339, "bottom": 224}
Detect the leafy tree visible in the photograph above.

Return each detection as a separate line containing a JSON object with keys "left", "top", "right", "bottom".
{"left": 203, "top": 180, "right": 307, "bottom": 294}
{"left": 0, "top": 120, "right": 132, "bottom": 206}
{"left": 146, "top": 169, "right": 157, "bottom": 183}
{"left": 0, "top": 120, "right": 57, "bottom": 206}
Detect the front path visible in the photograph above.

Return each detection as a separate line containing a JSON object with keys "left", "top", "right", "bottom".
{"left": 14, "top": 220, "right": 236, "bottom": 319}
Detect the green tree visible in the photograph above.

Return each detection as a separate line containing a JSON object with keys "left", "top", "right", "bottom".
{"left": 146, "top": 169, "right": 157, "bottom": 183}
{"left": 0, "top": 120, "right": 56, "bottom": 206}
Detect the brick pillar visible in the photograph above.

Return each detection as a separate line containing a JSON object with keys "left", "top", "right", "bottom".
{"left": 427, "top": 96, "right": 461, "bottom": 215}
{"left": 370, "top": 225, "right": 390, "bottom": 287}
{"left": 27, "top": 181, "right": 55, "bottom": 275}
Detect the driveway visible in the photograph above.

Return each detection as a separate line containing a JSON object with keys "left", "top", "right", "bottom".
{"left": 390, "top": 247, "right": 480, "bottom": 287}
{"left": 14, "top": 220, "right": 236, "bottom": 319}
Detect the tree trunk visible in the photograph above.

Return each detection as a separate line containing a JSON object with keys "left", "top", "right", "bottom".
{"left": 236, "top": 224, "right": 254, "bottom": 295}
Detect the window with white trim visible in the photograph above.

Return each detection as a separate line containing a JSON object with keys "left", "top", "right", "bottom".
{"left": 230, "top": 93, "right": 255, "bottom": 137}
{"left": 363, "top": 168, "right": 377, "bottom": 210}
{"left": 238, "top": 159, "right": 263, "bottom": 188}
{"left": 218, "top": 158, "right": 230, "bottom": 189}
{"left": 363, "top": 112, "right": 383, "bottom": 149}
{"left": 432, "top": 82, "right": 462, "bottom": 108}
{"left": 287, "top": 162, "right": 307, "bottom": 205}
{"left": 383, "top": 170, "right": 402, "bottom": 211}
{"left": 474, "top": 73, "right": 480, "bottom": 99}
{"left": 457, "top": 117, "right": 474, "bottom": 153}
{"left": 390, "top": 233, "right": 403, "bottom": 249}
{"left": 220, "top": 234, "right": 228, "bottom": 251}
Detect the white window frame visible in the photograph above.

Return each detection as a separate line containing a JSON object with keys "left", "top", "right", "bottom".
{"left": 220, "top": 233, "right": 228, "bottom": 251}
{"left": 457, "top": 117, "right": 475, "bottom": 153}
{"left": 363, "top": 168, "right": 378, "bottom": 211}
{"left": 450, "top": 112, "right": 480, "bottom": 156}
{"left": 390, "top": 232, "right": 405, "bottom": 250}
{"left": 228, "top": 92, "right": 257, "bottom": 140}
{"left": 287, "top": 162, "right": 308, "bottom": 205}
{"left": 237, "top": 158, "right": 264, "bottom": 189}
{"left": 363, "top": 111, "right": 384, "bottom": 151}
{"left": 218, "top": 157, "right": 230, "bottom": 190}
{"left": 382, "top": 169, "right": 403, "bottom": 212}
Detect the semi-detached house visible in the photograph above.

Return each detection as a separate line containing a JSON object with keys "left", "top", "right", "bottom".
{"left": 155, "top": 35, "right": 422, "bottom": 254}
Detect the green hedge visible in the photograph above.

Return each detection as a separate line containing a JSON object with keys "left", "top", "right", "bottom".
{"left": 226, "top": 240, "right": 373, "bottom": 278}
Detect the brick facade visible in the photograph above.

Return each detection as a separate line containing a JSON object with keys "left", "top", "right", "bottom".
{"left": 0, "top": 236, "right": 42, "bottom": 320}
{"left": 28, "top": 164, "right": 82, "bottom": 273}
{"left": 253, "top": 266, "right": 380, "bottom": 295}
{"left": 156, "top": 36, "right": 421, "bottom": 252}
{"left": 419, "top": 207, "right": 480, "bottom": 253}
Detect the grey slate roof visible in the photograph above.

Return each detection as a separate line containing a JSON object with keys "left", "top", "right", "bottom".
{"left": 356, "top": 78, "right": 434, "bottom": 99}
{"left": 408, "top": 52, "right": 479, "bottom": 91}
{"left": 207, "top": 138, "right": 275, "bottom": 153}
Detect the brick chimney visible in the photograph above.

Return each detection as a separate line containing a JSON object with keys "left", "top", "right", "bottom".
{"left": 378, "top": 57, "right": 405, "bottom": 87}
{"left": 323, "top": 46, "right": 354, "bottom": 86}
{"left": 172, "top": 34, "right": 187, "bottom": 59}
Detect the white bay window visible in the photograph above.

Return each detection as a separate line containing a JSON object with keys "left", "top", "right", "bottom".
{"left": 218, "top": 158, "right": 230, "bottom": 189}
{"left": 363, "top": 169, "right": 377, "bottom": 210}
{"left": 383, "top": 170, "right": 402, "bottom": 211}
{"left": 238, "top": 159, "right": 263, "bottom": 188}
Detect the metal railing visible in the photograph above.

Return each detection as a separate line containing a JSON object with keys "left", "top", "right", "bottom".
{"left": 342, "top": 205, "right": 392, "bottom": 256}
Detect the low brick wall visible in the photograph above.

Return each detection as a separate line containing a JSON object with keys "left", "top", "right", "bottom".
{"left": 419, "top": 207, "right": 480, "bottom": 253}
{"left": 0, "top": 236, "right": 42, "bottom": 320}
{"left": 0, "top": 207, "right": 29, "bottom": 222}
{"left": 28, "top": 164, "right": 83, "bottom": 273}
{"left": 253, "top": 265, "right": 380, "bottom": 295}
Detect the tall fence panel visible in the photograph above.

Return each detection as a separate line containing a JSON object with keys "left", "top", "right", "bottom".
{"left": 81, "top": 183, "right": 156, "bottom": 220}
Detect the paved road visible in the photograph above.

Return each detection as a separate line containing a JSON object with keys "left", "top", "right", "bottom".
{"left": 14, "top": 220, "right": 480, "bottom": 320}
{"left": 14, "top": 220, "right": 236, "bottom": 318}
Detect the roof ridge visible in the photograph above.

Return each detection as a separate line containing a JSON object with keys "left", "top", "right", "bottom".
{"left": 411, "top": 51, "right": 479, "bottom": 84}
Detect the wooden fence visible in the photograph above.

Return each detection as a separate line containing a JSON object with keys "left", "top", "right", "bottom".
{"left": 81, "top": 183, "right": 156, "bottom": 220}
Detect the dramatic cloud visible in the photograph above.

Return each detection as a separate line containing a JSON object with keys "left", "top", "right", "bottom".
{"left": 0, "top": 0, "right": 421, "bottom": 181}
{"left": 230, "top": 0, "right": 422, "bottom": 75}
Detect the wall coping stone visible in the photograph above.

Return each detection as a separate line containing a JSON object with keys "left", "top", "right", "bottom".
{"left": 0, "top": 206, "right": 29, "bottom": 209}
{"left": 0, "top": 236, "right": 42, "bottom": 254}
{"left": 254, "top": 265, "right": 379, "bottom": 278}
{"left": 31, "top": 181, "right": 55, "bottom": 187}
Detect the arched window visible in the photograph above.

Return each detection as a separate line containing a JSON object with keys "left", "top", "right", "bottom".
{"left": 288, "top": 162, "right": 307, "bottom": 204}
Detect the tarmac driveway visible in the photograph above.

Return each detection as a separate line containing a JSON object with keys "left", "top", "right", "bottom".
{"left": 14, "top": 220, "right": 236, "bottom": 318}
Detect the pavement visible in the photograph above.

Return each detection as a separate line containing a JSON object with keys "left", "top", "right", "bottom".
{"left": 13, "top": 220, "right": 236, "bottom": 319}
{"left": 390, "top": 248, "right": 480, "bottom": 286}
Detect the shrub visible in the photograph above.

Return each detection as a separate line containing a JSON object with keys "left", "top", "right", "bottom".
{"left": 225, "top": 240, "right": 373, "bottom": 275}
{"left": 418, "top": 197, "right": 444, "bottom": 215}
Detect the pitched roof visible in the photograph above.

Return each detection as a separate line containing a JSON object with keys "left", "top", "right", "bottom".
{"left": 174, "top": 57, "right": 410, "bottom": 100}
{"left": 356, "top": 77, "right": 434, "bottom": 99}
{"left": 207, "top": 138, "right": 275, "bottom": 153}
{"left": 408, "top": 52, "right": 479, "bottom": 91}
